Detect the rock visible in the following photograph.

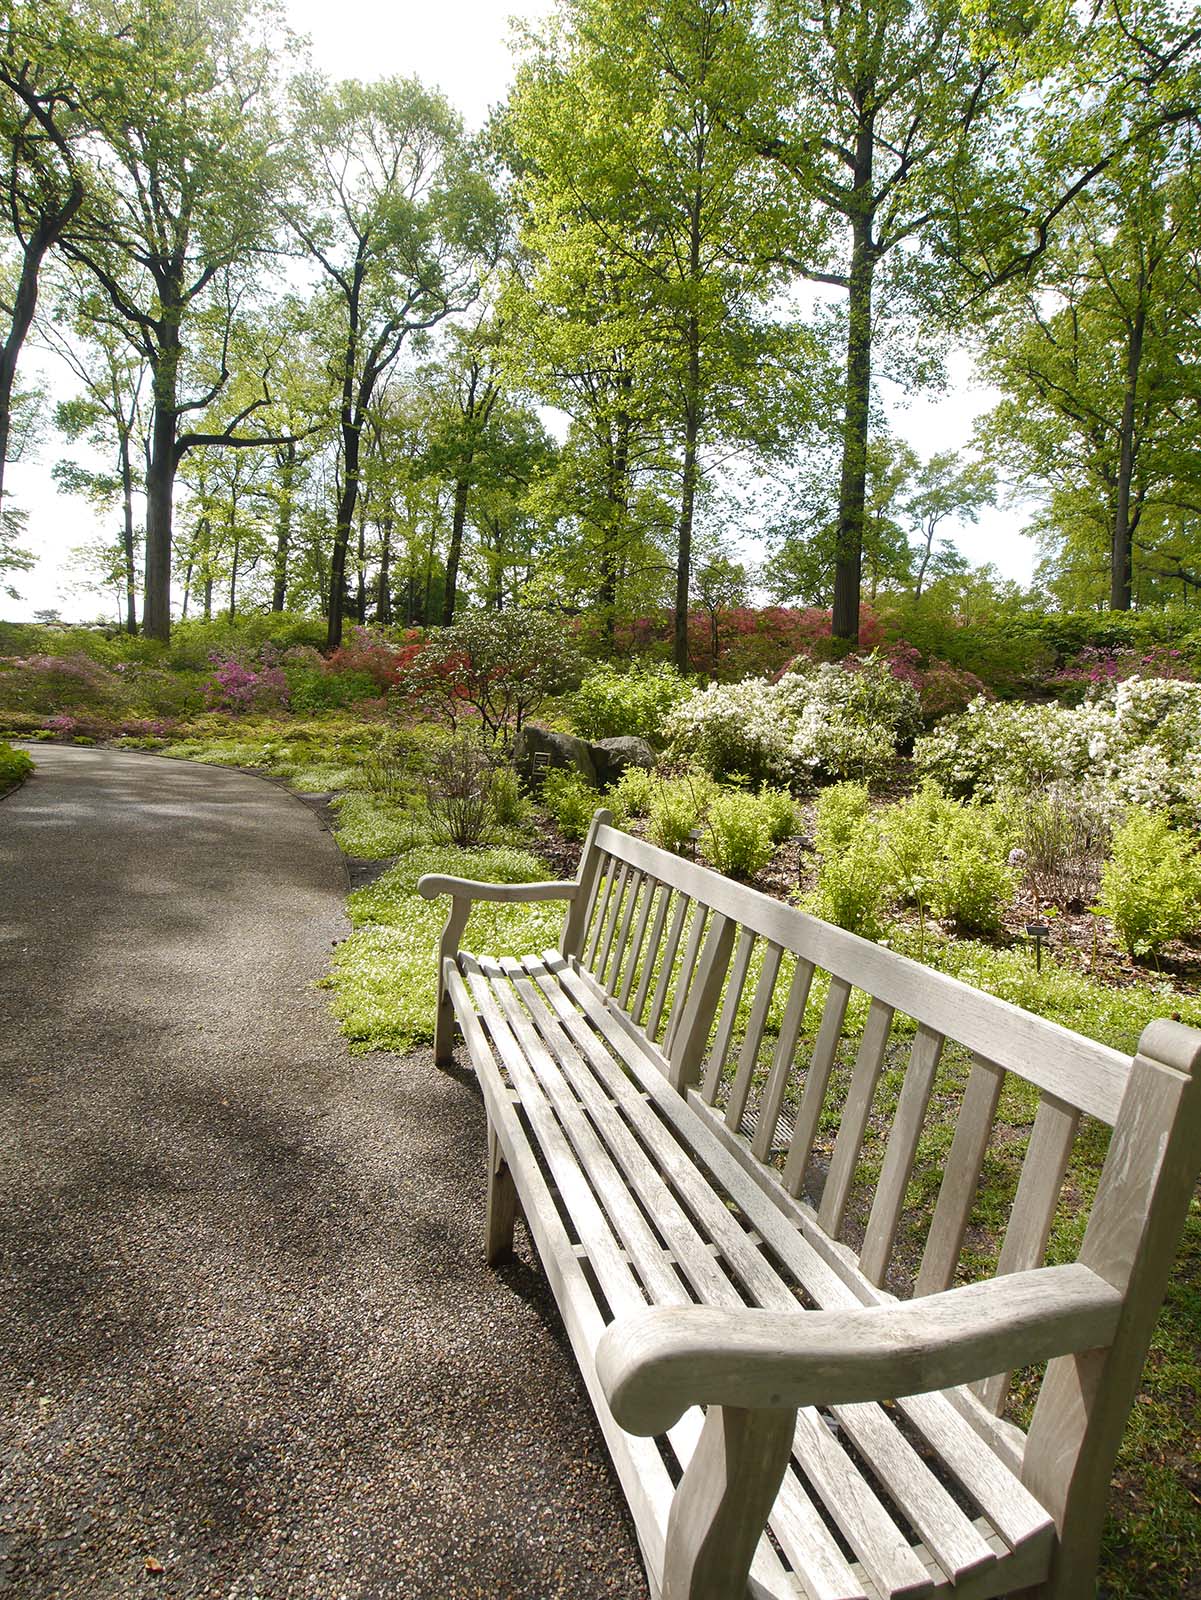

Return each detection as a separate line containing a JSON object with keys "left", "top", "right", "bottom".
{"left": 589, "top": 736, "right": 656, "bottom": 788}
{"left": 514, "top": 724, "right": 597, "bottom": 787}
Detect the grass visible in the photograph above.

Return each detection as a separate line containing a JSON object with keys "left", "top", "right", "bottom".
{"left": 0, "top": 738, "right": 33, "bottom": 788}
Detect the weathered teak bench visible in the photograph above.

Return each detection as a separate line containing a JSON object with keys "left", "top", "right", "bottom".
{"left": 417, "top": 812, "right": 1201, "bottom": 1600}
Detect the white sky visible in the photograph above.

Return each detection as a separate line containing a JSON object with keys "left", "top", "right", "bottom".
{"left": 4, "top": 0, "right": 1035, "bottom": 624}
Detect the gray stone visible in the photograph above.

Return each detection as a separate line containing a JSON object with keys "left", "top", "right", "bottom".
{"left": 514, "top": 723, "right": 598, "bottom": 786}
{"left": 589, "top": 735, "right": 656, "bottom": 788}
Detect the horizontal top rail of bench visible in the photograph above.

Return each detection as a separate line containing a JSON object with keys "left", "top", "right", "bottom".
{"left": 590, "top": 822, "right": 1131, "bottom": 1126}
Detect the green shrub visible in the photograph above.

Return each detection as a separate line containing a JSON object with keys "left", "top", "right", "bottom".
{"left": 930, "top": 807, "right": 1016, "bottom": 934}
{"left": 572, "top": 661, "right": 689, "bottom": 742}
{"left": 542, "top": 768, "right": 601, "bottom": 841}
{"left": 286, "top": 665, "right": 378, "bottom": 711}
{"left": 0, "top": 740, "right": 34, "bottom": 786}
{"left": 704, "top": 792, "right": 775, "bottom": 878}
{"left": 647, "top": 770, "right": 716, "bottom": 853}
{"left": 809, "top": 783, "right": 891, "bottom": 939}
{"left": 756, "top": 785, "right": 798, "bottom": 843}
{"left": 607, "top": 764, "right": 658, "bottom": 819}
{"left": 1097, "top": 809, "right": 1201, "bottom": 956}
{"left": 489, "top": 765, "right": 529, "bottom": 828}
{"left": 880, "top": 782, "right": 1015, "bottom": 934}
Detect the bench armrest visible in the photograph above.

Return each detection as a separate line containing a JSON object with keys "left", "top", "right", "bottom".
{"left": 417, "top": 874, "right": 580, "bottom": 905}
{"left": 597, "top": 1264, "right": 1122, "bottom": 1435}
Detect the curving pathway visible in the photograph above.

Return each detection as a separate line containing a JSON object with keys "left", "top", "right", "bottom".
{"left": 0, "top": 746, "right": 644, "bottom": 1599}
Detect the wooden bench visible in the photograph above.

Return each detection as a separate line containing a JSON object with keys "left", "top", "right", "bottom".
{"left": 417, "top": 811, "right": 1201, "bottom": 1600}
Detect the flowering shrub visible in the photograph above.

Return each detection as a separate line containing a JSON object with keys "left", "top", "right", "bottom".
{"left": 607, "top": 604, "right": 886, "bottom": 679}
{"left": 666, "top": 653, "right": 920, "bottom": 784}
{"left": 1050, "top": 644, "right": 1196, "bottom": 701}
{"left": 782, "top": 654, "right": 922, "bottom": 781}
{"left": 0, "top": 652, "right": 123, "bottom": 715}
{"left": 571, "top": 662, "right": 689, "bottom": 742}
{"left": 326, "top": 627, "right": 421, "bottom": 690}
{"left": 204, "top": 654, "right": 290, "bottom": 714}
{"left": 663, "top": 677, "right": 796, "bottom": 782}
{"left": 917, "top": 677, "right": 1201, "bottom": 820}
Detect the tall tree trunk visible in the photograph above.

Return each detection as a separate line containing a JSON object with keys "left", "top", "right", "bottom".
{"left": 143, "top": 316, "right": 182, "bottom": 642}
{"left": 674, "top": 317, "right": 701, "bottom": 674}
{"left": 376, "top": 513, "right": 392, "bottom": 624}
{"left": 181, "top": 553, "right": 193, "bottom": 619}
{"left": 228, "top": 493, "right": 240, "bottom": 618}
{"left": 327, "top": 300, "right": 363, "bottom": 649}
{"left": 599, "top": 388, "right": 631, "bottom": 647}
{"left": 442, "top": 467, "right": 471, "bottom": 626}
{"left": 1111, "top": 301, "right": 1145, "bottom": 613}
{"left": 272, "top": 441, "right": 295, "bottom": 613}
{"left": 119, "top": 431, "right": 137, "bottom": 634}
{"left": 832, "top": 111, "right": 876, "bottom": 647}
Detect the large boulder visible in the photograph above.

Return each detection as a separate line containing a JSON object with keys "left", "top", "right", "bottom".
{"left": 589, "top": 735, "right": 656, "bottom": 788}
{"left": 514, "top": 723, "right": 598, "bottom": 787}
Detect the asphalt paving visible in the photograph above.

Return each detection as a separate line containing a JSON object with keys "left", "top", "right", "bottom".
{"left": 0, "top": 745, "right": 646, "bottom": 1600}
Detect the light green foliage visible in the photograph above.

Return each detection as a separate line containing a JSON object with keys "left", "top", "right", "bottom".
{"left": 489, "top": 765, "right": 529, "bottom": 828}
{"left": 756, "top": 785, "right": 799, "bottom": 843}
{"left": 331, "top": 793, "right": 430, "bottom": 859}
{"left": 647, "top": 770, "right": 717, "bottom": 854}
{"left": 703, "top": 791, "right": 774, "bottom": 878}
{"left": 607, "top": 763, "right": 658, "bottom": 820}
{"left": 0, "top": 740, "right": 33, "bottom": 786}
{"left": 542, "top": 768, "right": 601, "bottom": 841}
{"left": 571, "top": 662, "right": 689, "bottom": 742}
{"left": 332, "top": 844, "right": 558, "bottom": 1052}
{"left": 810, "top": 783, "right": 890, "bottom": 939}
{"left": 881, "top": 781, "right": 1015, "bottom": 932}
{"left": 930, "top": 806, "right": 1016, "bottom": 934}
{"left": 1097, "top": 810, "right": 1201, "bottom": 956}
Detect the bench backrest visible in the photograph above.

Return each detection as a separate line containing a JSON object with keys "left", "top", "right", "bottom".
{"left": 563, "top": 813, "right": 1201, "bottom": 1546}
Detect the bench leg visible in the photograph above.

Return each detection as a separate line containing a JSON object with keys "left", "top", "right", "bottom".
{"left": 661, "top": 1404, "right": 795, "bottom": 1600}
{"left": 485, "top": 1123, "right": 519, "bottom": 1265}
{"left": 433, "top": 988, "right": 458, "bottom": 1066}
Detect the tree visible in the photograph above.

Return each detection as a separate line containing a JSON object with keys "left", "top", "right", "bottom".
{"left": 979, "top": 166, "right": 1201, "bottom": 609}
{"left": 43, "top": 283, "right": 148, "bottom": 633}
{"left": 905, "top": 451, "right": 994, "bottom": 599}
{"left": 54, "top": 0, "right": 290, "bottom": 639}
{"left": 693, "top": 551, "right": 749, "bottom": 668}
{"left": 744, "top": 0, "right": 1017, "bottom": 644}
{"left": 283, "top": 73, "right": 500, "bottom": 647}
{"left": 0, "top": 0, "right": 93, "bottom": 515}
{"left": 506, "top": 0, "right": 809, "bottom": 670}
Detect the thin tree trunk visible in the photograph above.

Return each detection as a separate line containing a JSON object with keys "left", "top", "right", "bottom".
{"left": 376, "top": 513, "right": 392, "bottom": 623}
{"left": 228, "top": 491, "right": 240, "bottom": 618}
{"left": 181, "top": 553, "right": 193, "bottom": 619}
{"left": 442, "top": 468, "right": 471, "bottom": 626}
{"left": 355, "top": 508, "right": 367, "bottom": 624}
{"left": 674, "top": 319, "right": 701, "bottom": 674}
{"left": 272, "top": 441, "right": 295, "bottom": 613}
{"left": 1111, "top": 301, "right": 1145, "bottom": 612}
{"left": 119, "top": 431, "right": 137, "bottom": 634}
{"left": 832, "top": 110, "right": 876, "bottom": 647}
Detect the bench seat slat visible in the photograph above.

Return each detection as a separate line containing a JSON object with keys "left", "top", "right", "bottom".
{"left": 509, "top": 955, "right": 869, "bottom": 1600}
{"left": 507, "top": 952, "right": 1042, "bottom": 1593}
{"left": 549, "top": 955, "right": 1054, "bottom": 1566}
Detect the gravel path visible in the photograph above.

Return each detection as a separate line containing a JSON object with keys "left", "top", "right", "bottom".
{"left": 0, "top": 746, "right": 646, "bottom": 1600}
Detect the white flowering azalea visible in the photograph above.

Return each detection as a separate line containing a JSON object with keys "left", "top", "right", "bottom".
{"left": 917, "top": 676, "right": 1201, "bottom": 822}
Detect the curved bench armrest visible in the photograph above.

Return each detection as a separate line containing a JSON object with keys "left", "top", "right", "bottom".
{"left": 597, "top": 1264, "right": 1122, "bottom": 1435}
{"left": 417, "top": 874, "right": 580, "bottom": 904}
